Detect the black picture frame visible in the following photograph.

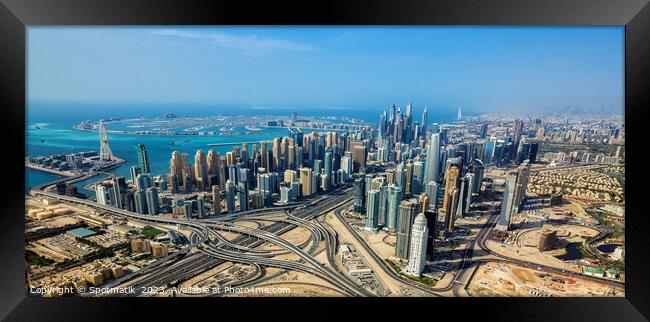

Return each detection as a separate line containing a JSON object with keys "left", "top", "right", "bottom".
{"left": 1, "top": 0, "right": 648, "bottom": 320}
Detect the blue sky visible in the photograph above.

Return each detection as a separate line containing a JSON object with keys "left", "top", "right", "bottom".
{"left": 28, "top": 26, "right": 624, "bottom": 114}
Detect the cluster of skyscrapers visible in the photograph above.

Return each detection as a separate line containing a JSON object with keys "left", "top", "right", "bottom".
{"left": 101, "top": 126, "right": 379, "bottom": 219}
{"left": 353, "top": 104, "right": 538, "bottom": 276}
{"left": 91, "top": 105, "right": 543, "bottom": 277}
{"left": 95, "top": 144, "right": 160, "bottom": 215}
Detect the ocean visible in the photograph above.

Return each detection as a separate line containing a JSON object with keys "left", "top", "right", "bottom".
{"left": 26, "top": 102, "right": 459, "bottom": 194}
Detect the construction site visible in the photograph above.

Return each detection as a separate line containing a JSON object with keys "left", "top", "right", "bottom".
{"left": 467, "top": 262, "right": 624, "bottom": 297}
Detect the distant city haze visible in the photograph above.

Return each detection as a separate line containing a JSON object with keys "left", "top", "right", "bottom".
{"left": 28, "top": 26, "right": 623, "bottom": 116}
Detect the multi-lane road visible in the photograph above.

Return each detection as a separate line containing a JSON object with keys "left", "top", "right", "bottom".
{"left": 31, "top": 182, "right": 373, "bottom": 296}
{"left": 29, "top": 172, "right": 623, "bottom": 297}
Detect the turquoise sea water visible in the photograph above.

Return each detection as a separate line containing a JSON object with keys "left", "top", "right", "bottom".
{"left": 25, "top": 169, "right": 64, "bottom": 193}
{"left": 25, "top": 122, "right": 285, "bottom": 193}
{"left": 25, "top": 103, "right": 458, "bottom": 193}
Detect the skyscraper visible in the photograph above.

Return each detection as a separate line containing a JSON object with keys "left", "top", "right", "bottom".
{"left": 455, "top": 174, "right": 470, "bottom": 218}
{"left": 352, "top": 144, "right": 367, "bottom": 173}
{"left": 207, "top": 150, "right": 219, "bottom": 177}
{"left": 421, "top": 106, "right": 428, "bottom": 135}
{"left": 412, "top": 160, "right": 425, "bottom": 194}
{"left": 442, "top": 165, "right": 460, "bottom": 233}
{"left": 424, "top": 210, "right": 437, "bottom": 260}
{"left": 353, "top": 178, "right": 366, "bottom": 213}
{"left": 225, "top": 180, "right": 236, "bottom": 214}
{"left": 385, "top": 184, "right": 403, "bottom": 229}
{"left": 341, "top": 152, "right": 353, "bottom": 181}
{"left": 468, "top": 159, "right": 485, "bottom": 195}
{"left": 135, "top": 144, "right": 150, "bottom": 174}
{"left": 299, "top": 167, "right": 312, "bottom": 197}
{"left": 323, "top": 149, "right": 333, "bottom": 189}
{"left": 112, "top": 176, "right": 126, "bottom": 209}
{"left": 281, "top": 137, "right": 290, "bottom": 171}
{"left": 365, "top": 189, "right": 381, "bottom": 230}
{"left": 273, "top": 137, "right": 282, "bottom": 172}
{"left": 423, "top": 132, "right": 441, "bottom": 184}
{"left": 134, "top": 190, "right": 147, "bottom": 214}
{"left": 169, "top": 151, "right": 183, "bottom": 182}
{"left": 406, "top": 212, "right": 429, "bottom": 276}
{"left": 497, "top": 172, "right": 518, "bottom": 231}
{"left": 194, "top": 150, "right": 208, "bottom": 189}
{"left": 212, "top": 185, "right": 221, "bottom": 215}
{"left": 181, "top": 152, "right": 191, "bottom": 181}
{"left": 258, "top": 173, "right": 274, "bottom": 205}
{"left": 95, "top": 184, "right": 109, "bottom": 206}
{"left": 395, "top": 198, "right": 419, "bottom": 259}
{"left": 135, "top": 174, "right": 153, "bottom": 192}
{"left": 228, "top": 164, "right": 239, "bottom": 184}
{"left": 513, "top": 161, "right": 531, "bottom": 214}
{"left": 241, "top": 143, "right": 250, "bottom": 169}
{"left": 196, "top": 194, "right": 207, "bottom": 218}
{"left": 238, "top": 180, "right": 248, "bottom": 212}
{"left": 418, "top": 193, "right": 429, "bottom": 213}
{"left": 145, "top": 187, "right": 159, "bottom": 215}
{"left": 130, "top": 165, "right": 142, "bottom": 184}
{"left": 394, "top": 163, "right": 407, "bottom": 190}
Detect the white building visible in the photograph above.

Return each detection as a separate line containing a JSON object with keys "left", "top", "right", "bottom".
{"left": 405, "top": 212, "right": 429, "bottom": 276}
{"left": 95, "top": 184, "right": 109, "bottom": 206}
{"left": 280, "top": 186, "right": 291, "bottom": 203}
{"left": 612, "top": 246, "right": 625, "bottom": 261}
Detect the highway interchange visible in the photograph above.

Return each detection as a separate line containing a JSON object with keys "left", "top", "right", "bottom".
{"left": 28, "top": 171, "right": 623, "bottom": 297}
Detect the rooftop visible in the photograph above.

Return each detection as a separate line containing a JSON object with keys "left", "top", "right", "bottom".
{"left": 67, "top": 227, "right": 97, "bottom": 238}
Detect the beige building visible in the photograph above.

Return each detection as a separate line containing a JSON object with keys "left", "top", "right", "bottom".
{"left": 130, "top": 238, "right": 151, "bottom": 254}
{"left": 151, "top": 242, "right": 168, "bottom": 258}
{"left": 299, "top": 167, "right": 313, "bottom": 197}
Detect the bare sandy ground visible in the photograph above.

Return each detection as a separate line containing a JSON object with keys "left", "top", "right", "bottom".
{"left": 468, "top": 261, "right": 624, "bottom": 297}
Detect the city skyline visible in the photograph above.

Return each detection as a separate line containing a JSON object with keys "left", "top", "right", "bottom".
{"left": 25, "top": 108, "right": 625, "bottom": 297}
{"left": 24, "top": 26, "right": 625, "bottom": 298}
{"left": 28, "top": 26, "right": 624, "bottom": 115}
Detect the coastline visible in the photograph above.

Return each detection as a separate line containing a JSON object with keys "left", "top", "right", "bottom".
{"left": 72, "top": 125, "right": 270, "bottom": 137}
{"left": 25, "top": 163, "right": 77, "bottom": 177}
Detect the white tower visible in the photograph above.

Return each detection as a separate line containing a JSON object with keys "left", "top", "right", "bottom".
{"left": 457, "top": 106, "right": 462, "bottom": 121}
{"left": 406, "top": 212, "right": 429, "bottom": 276}
{"left": 98, "top": 120, "right": 113, "bottom": 162}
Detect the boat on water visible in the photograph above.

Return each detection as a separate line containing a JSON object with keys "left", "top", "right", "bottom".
{"left": 34, "top": 125, "right": 41, "bottom": 129}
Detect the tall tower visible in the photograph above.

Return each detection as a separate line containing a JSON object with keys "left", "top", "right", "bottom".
{"left": 225, "top": 180, "right": 236, "bottom": 214}
{"left": 385, "top": 184, "right": 403, "bottom": 229}
{"left": 299, "top": 167, "right": 312, "bottom": 197}
{"left": 353, "top": 178, "right": 366, "bottom": 213}
{"left": 442, "top": 165, "right": 460, "bottom": 233}
{"left": 194, "top": 150, "right": 208, "bottom": 189}
{"left": 207, "top": 150, "right": 219, "bottom": 176}
{"left": 135, "top": 144, "right": 150, "bottom": 173}
{"left": 169, "top": 151, "right": 183, "bottom": 180}
{"left": 273, "top": 137, "right": 282, "bottom": 172}
{"left": 365, "top": 189, "right": 381, "bottom": 230}
{"left": 457, "top": 106, "right": 462, "bottom": 121}
{"left": 421, "top": 106, "right": 428, "bottom": 135}
{"left": 98, "top": 120, "right": 113, "bottom": 162}
{"left": 423, "top": 132, "right": 440, "bottom": 184}
{"left": 497, "top": 171, "right": 518, "bottom": 230}
{"left": 395, "top": 198, "right": 419, "bottom": 259}
{"left": 406, "top": 212, "right": 429, "bottom": 276}
{"left": 260, "top": 141, "right": 269, "bottom": 170}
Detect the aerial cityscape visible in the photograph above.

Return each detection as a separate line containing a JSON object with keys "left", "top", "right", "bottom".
{"left": 25, "top": 27, "right": 624, "bottom": 297}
